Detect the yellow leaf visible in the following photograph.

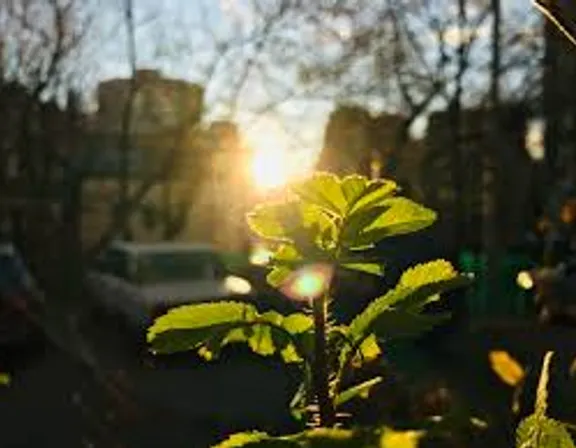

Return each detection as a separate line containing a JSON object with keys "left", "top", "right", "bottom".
{"left": 198, "top": 346, "right": 214, "bottom": 361}
{"left": 352, "top": 334, "right": 382, "bottom": 368}
{"left": 380, "top": 429, "right": 425, "bottom": 448}
{"left": 0, "top": 372, "right": 10, "bottom": 386}
{"left": 489, "top": 350, "right": 525, "bottom": 387}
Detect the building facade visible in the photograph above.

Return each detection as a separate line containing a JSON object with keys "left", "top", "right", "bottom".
{"left": 422, "top": 104, "right": 535, "bottom": 251}
{"left": 81, "top": 70, "right": 251, "bottom": 252}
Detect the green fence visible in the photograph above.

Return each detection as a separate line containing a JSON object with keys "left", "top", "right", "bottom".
{"left": 458, "top": 252, "right": 536, "bottom": 319}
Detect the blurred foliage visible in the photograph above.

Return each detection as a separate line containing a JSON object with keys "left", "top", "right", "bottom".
{"left": 0, "top": 372, "right": 10, "bottom": 386}
{"left": 514, "top": 352, "right": 575, "bottom": 448}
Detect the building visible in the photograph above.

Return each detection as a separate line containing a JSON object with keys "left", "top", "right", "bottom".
{"left": 422, "top": 104, "right": 535, "bottom": 251}
{"left": 80, "top": 70, "right": 251, "bottom": 252}
{"left": 317, "top": 105, "right": 374, "bottom": 176}
{"left": 95, "top": 69, "right": 203, "bottom": 134}
{"left": 542, "top": 19, "right": 576, "bottom": 192}
{"left": 318, "top": 105, "right": 411, "bottom": 180}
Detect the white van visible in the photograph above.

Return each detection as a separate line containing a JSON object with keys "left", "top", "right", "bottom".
{"left": 86, "top": 242, "right": 253, "bottom": 329}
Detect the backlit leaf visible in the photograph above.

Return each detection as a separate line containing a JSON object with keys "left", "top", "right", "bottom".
{"left": 341, "top": 205, "right": 391, "bottom": 248}
{"left": 0, "top": 372, "right": 10, "bottom": 386}
{"left": 283, "top": 313, "right": 314, "bottom": 334}
{"left": 350, "top": 197, "right": 436, "bottom": 247}
{"left": 272, "top": 244, "right": 303, "bottom": 266}
{"left": 290, "top": 172, "right": 347, "bottom": 216}
{"left": 358, "top": 334, "right": 382, "bottom": 362}
{"left": 247, "top": 203, "right": 291, "bottom": 241}
{"left": 342, "top": 262, "right": 385, "bottom": 276}
{"left": 214, "top": 426, "right": 426, "bottom": 447}
{"left": 348, "top": 260, "right": 470, "bottom": 342}
{"left": 147, "top": 301, "right": 258, "bottom": 353}
{"left": 516, "top": 414, "right": 575, "bottom": 448}
{"left": 348, "top": 179, "right": 399, "bottom": 214}
{"left": 267, "top": 266, "right": 293, "bottom": 288}
{"left": 341, "top": 174, "right": 369, "bottom": 205}
{"left": 335, "top": 376, "right": 383, "bottom": 407}
{"left": 380, "top": 429, "right": 424, "bottom": 448}
{"left": 212, "top": 431, "right": 278, "bottom": 447}
{"left": 399, "top": 259, "right": 458, "bottom": 288}
{"left": 489, "top": 351, "right": 525, "bottom": 387}
{"left": 148, "top": 302, "right": 312, "bottom": 363}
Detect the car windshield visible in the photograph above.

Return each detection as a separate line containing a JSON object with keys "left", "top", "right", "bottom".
{"left": 134, "top": 250, "right": 226, "bottom": 284}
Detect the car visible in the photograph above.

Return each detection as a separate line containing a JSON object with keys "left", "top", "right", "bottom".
{"left": 0, "top": 243, "right": 46, "bottom": 370}
{"left": 86, "top": 241, "right": 254, "bottom": 332}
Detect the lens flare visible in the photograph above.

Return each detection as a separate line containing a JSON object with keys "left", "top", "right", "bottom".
{"left": 280, "top": 264, "right": 334, "bottom": 301}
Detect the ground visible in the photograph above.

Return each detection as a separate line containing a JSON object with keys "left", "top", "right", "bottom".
{"left": 2, "top": 299, "right": 576, "bottom": 447}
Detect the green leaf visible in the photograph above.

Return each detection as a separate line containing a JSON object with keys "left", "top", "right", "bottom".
{"left": 289, "top": 374, "right": 312, "bottom": 422}
{"left": 348, "top": 178, "right": 399, "bottom": 214}
{"left": 272, "top": 244, "right": 303, "bottom": 266}
{"left": 213, "top": 431, "right": 288, "bottom": 447}
{"left": 379, "top": 429, "right": 424, "bottom": 448}
{"left": 342, "top": 262, "right": 385, "bottom": 276}
{"left": 341, "top": 205, "right": 391, "bottom": 248}
{"left": 288, "top": 427, "right": 424, "bottom": 447}
{"left": 290, "top": 172, "right": 347, "bottom": 217}
{"left": 247, "top": 202, "right": 291, "bottom": 241}
{"left": 267, "top": 266, "right": 293, "bottom": 287}
{"left": 357, "top": 334, "right": 382, "bottom": 363}
{"left": 148, "top": 301, "right": 258, "bottom": 353}
{"left": 283, "top": 313, "right": 314, "bottom": 333}
{"left": 335, "top": 376, "right": 383, "bottom": 407}
{"left": 349, "top": 197, "right": 436, "bottom": 248}
{"left": 516, "top": 414, "right": 575, "bottom": 448}
{"left": 399, "top": 259, "right": 459, "bottom": 289}
{"left": 0, "top": 372, "right": 10, "bottom": 386}
{"left": 214, "top": 427, "right": 425, "bottom": 448}
{"left": 341, "top": 174, "right": 369, "bottom": 205}
{"left": 348, "top": 260, "right": 469, "bottom": 342}
{"left": 148, "top": 302, "right": 312, "bottom": 363}
{"left": 288, "top": 203, "right": 338, "bottom": 254}
{"left": 248, "top": 323, "right": 275, "bottom": 356}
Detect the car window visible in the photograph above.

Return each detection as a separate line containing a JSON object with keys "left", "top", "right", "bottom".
{"left": 97, "top": 249, "right": 132, "bottom": 280}
{"left": 134, "top": 250, "right": 226, "bottom": 284}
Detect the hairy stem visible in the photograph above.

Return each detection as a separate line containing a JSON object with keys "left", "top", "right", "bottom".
{"left": 312, "top": 293, "right": 336, "bottom": 427}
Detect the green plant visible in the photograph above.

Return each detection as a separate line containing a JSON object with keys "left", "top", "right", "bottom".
{"left": 516, "top": 352, "right": 576, "bottom": 448}
{"left": 147, "top": 172, "right": 472, "bottom": 447}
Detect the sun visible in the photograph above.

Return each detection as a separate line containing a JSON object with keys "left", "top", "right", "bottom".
{"left": 251, "top": 146, "right": 291, "bottom": 191}
{"left": 244, "top": 119, "right": 317, "bottom": 192}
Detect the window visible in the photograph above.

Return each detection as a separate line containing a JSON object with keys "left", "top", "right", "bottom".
{"left": 97, "top": 249, "right": 131, "bottom": 280}
{"left": 134, "top": 250, "right": 226, "bottom": 284}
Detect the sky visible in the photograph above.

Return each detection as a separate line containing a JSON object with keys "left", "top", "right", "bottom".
{"left": 80, "top": 0, "right": 543, "bottom": 182}
{"left": 83, "top": 0, "right": 332, "bottom": 176}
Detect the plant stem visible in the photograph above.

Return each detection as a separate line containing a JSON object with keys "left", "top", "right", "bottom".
{"left": 312, "top": 293, "right": 336, "bottom": 427}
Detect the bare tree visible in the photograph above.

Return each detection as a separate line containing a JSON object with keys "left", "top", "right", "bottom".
{"left": 0, "top": 0, "right": 98, "bottom": 294}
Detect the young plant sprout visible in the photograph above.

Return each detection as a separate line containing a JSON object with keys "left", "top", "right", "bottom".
{"left": 147, "top": 172, "right": 472, "bottom": 447}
